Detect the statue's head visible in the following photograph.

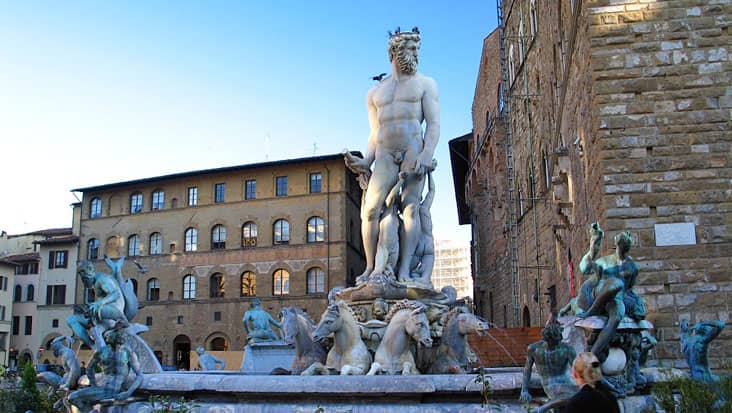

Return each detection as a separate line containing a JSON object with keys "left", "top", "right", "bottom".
{"left": 372, "top": 298, "right": 388, "bottom": 320}
{"left": 103, "top": 326, "right": 127, "bottom": 347}
{"left": 614, "top": 231, "right": 632, "bottom": 253}
{"left": 541, "top": 320, "right": 563, "bottom": 345}
{"left": 388, "top": 28, "right": 421, "bottom": 75}
{"left": 251, "top": 298, "right": 262, "bottom": 308}
{"left": 77, "top": 261, "right": 96, "bottom": 288}
{"left": 196, "top": 346, "right": 205, "bottom": 355}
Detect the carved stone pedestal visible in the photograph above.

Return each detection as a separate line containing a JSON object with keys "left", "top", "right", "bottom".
{"left": 240, "top": 342, "right": 295, "bottom": 374}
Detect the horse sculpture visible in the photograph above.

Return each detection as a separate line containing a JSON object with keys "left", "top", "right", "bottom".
{"left": 279, "top": 307, "right": 327, "bottom": 374}
{"left": 367, "top": 300, "right": 433, "bottom": 375}
{"left": 302, "top": 300, "right": 371, "bottom": 375}
{"left": 428, "top": 308, "right": 489, "bottom": 374}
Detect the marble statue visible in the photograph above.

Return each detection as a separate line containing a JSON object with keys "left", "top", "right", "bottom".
{"left": 280, "top": 307, "right": 326, "bottom": 375}
{"left": 37, "top": 336, "right": 81, "bottom": 392}
{"left": 371, "top": 298, "right": 389, "bottom": 321}
{"left": 406, "top": 159, "right": 436, "bottom": 287}
{"left": 344, "top": 27, "right": 439, "bottom": 286}
{"left": 372, "top": 171, "right": 406, "bottom": 278}
{"left": 428, "top": 307, "right": 489, "bottom": 374}
{"left": 196, "top": 346, "right": 226, "bottom": 371}
{"left": 367, "top": 300, "right": 433, "bottom": 375}
{"left": 243, "top": 298, "right": 283, "bottom": 344}
{"left": 520, "top": 319, "right": 578, "bottom": 403}
{"left": 304, "top": 300, "right": 372, "bottom": 375}
{"left": 67, "top": 260, "right": 130, "bottom": 351}
{"left": 66, "top": 326, "right": 143, "bottom": 412}
{"left": 680, "top": 319, "right": 725, "bottom": 382}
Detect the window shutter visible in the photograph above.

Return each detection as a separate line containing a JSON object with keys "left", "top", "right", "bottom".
{"left": 48, "top": 251, "right": 55, "bottom": 269}
{"left": 62, "top": 251, "right": 68, "bottom": 268}
{"left": 46, "top": 286, "right": 52, "bottom": 305}
{"left": 59, "top": 285, "right": 66, "bottom": 304}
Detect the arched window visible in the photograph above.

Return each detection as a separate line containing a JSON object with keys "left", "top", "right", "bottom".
{"left": 211, "top": 225, "right": 226, "bottom": 250}
{"left": 523, "top": 306, "right": 531, "bottom": 327}
{"left": 306, "top": 267, "right": 325, "bottom": 294}
{"left": 87, "top": 238, "right": 99, "bottom": 260}
{"left": 151, "top": 189, "right": 165, "bottom": 210}
{"left": 183, "top": 275, "right": 196, "bottom": 299}
{"left": 209, "top": 337, "right": 228, "bottom": 351}
{"left": 306, "top": 217, "right": 325, "bottom": 243}
{"left": 530, "top": 0, "right": 538, "bottom": 38}
{"left": 130, "top": 192, "right": 143, "bottom": 214}
{"left": 241, "top": 271, "right": 256, "bottom": 297}
{"left": 508, "top": 45, "right": 516, "bottom": 83}
{"left": 13, "top": 285, "right": 21, "bottom": 302}
{"left": 106, "top": 236, "right": 122, "bottom": 258}
{"left": 90, "top": 197, "right": 102, "bottom": 218}
{"left": 210, "top": 273, "right": 225, "bottom": 298}
{"left": 149, "top": 233, "right": 162, "bottom": 255}
{"left": 273, "top": 219, "right": 289, "bottom": 244}
{"left": 26, "top": 285, "right": 34, "bottom": 301}
{"left": 273, "top": 269, "right": 289, "bottom": 295}
{"left": 147, "top": 278, "right": 160, "bottom": 301}
{"left": 184, "top": 228, "right": 198, "bottom": 252}
{"left": 130, "top": 279, "right": 138, "bottom": 297}
{"left": 242, "top": 222, "right": 257, "bottom": 247}
{"left": 128, "top": 234, "right": 140, "bottom": 257}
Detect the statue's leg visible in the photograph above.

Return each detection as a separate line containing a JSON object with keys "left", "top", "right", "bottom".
{"left": 591, "top": 297, "right": 625, "bottom": 357}
{"left": 582, "top": 277, "right": 622, "bottom": 317}
{"left": 66, "top": 315, "right": 94, "bottom": 350}
{"left": 360, "top": 158, "right": 399, "bottom": 279}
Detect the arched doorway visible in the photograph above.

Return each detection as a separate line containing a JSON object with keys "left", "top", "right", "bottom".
{"left": 173, "top": 334, "right": 191, "bottom": 371}
{"left": 205, "top": 332, "right": 230, "bottom": 351}
{"left": 522, "top": 306, "right": 531, "bottom": 328}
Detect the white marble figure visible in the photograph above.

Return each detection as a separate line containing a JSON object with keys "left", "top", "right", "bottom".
{"left": 196, "top": 346, "right": 226, "bottom": 371}
{"left": 344, "top": 27, "right": 440, "bottom": 286}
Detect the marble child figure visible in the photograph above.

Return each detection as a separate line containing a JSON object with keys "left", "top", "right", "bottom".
{"left": 344, "top": 27, "right": 440, "bottom": 285}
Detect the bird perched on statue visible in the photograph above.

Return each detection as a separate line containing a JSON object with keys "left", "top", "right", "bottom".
{"left": 132, "top": 260, "right": 149, "bottom": 274}
{"left": 372, "top": 73, "right": 387, "bottom": 82}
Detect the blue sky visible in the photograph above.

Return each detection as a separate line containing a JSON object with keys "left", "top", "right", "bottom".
{"left": 0, "top": 1, "right": 497, "bottom": 241}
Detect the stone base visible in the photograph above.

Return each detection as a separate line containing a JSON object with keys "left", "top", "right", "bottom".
{"left": 239, "top": 342, "right": 295, "bottom": 374}
{"left": 107, "top": 369, "right": 670, "bottom": 412}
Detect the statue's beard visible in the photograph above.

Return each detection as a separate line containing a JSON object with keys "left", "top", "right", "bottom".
{"left": 397, "top": 50, "right": 418, "bottom": 74}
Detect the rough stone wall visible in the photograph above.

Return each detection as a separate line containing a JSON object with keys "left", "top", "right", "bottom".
{"left": 589, "top": 0, "right": 732, "bottom": 368}
{"left": 468, "top": 30, "right": 512, "bottom": 326}
{"left": 471, "top": 0, "right": 731, "bottom": 367}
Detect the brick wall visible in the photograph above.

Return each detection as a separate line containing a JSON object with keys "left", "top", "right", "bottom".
{"left": 468, "top": 327, "right": 542, "bottom": 367}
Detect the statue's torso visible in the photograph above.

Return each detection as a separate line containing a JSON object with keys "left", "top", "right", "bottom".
{"left": 371, "top": 75, "right": 427, "bottom": 153}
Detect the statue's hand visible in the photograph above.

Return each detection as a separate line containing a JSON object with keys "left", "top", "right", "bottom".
{"left": 519, "top": 389, "right": 532, "bottom": 403}
{"left": 344, "top": 154, "right": 371, "bottom": 175}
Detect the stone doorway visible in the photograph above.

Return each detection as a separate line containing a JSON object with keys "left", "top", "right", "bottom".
{"left": 173, "top": 334, "right": 191, "bottom": 371}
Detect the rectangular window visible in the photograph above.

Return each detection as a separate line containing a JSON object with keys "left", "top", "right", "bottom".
{"left": 215, "top": 183, "right": 226, "bottom": 203}
{"left": 24, "top": 316, "right": 32, "bottom": 335}
{"left": 187, "top": 187, "right": 198, "bottom": 206}
{"left": 46, "top": 285, "right": 66, "bottom": 305}
{"left": 146, "top": 316, "right": 153, "bottom": 326}
{"left": 177, "top": 316, "right": 183, "bottom": 325}
{"left": 309, "top": 173, "right": 322, "bottom": 193}
{"left": 0, "top": 276, "right": 6, "bottom": 291}
{"left": 214, "top": 311, "right": 221, "bottom": 321}
{"left": 12, "top": 316, "right": 19, "bottom": 335}
{"left": 276, "top": 176, "right": 288, "bottom": 197}
{"left": 52, "top": 319, "right": 59, "bottom": 328}
{"left": 49, "top": 251, "right": 68, "bottom": 269}
{"left": 245, "top": 180, "right": 256, "bottom": 200}
{"left": 130, "top": 193, "right": 143, "bottom": 213}
{"left": 0, "top": 306, "right": 5, "bottom": 321}
{"left": 152, "top": 191, "right": 165, "bottom": 210}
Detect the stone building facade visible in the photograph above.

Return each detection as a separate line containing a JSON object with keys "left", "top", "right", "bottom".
{"left": 454, "top": 0, "right": 732, "bottom": 366}
{"left": 72, "top": 153, "right": 364, "bottom": 369}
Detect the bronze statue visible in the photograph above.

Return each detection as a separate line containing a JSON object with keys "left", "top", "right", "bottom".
{"left": 680, "top": 319, "right": 725, "bottom": 382}
{"left": 243, "top": 298, "right": 283, "bottom": 344}
{"left": 520, "top": 320, "right": 577, "bottom": 403}
{"left": 66, "top": 327, "right": 143, "bottom": 411}
{"left": 196, "top": 346, "right": 226, "bottom": 371}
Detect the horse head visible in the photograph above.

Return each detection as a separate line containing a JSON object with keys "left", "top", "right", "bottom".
{"left": 405, "top": 306, "right": 432, "bottom": 348}
{"left": 457, "top": 313, "right": 490, "bottom": 337}
{"left": 313, "top": 302, "right": 342, "bottom": 342}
